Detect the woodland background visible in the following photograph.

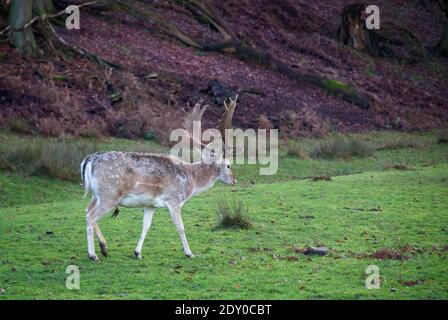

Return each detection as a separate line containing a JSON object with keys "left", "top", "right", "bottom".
{"left": 0, "top": 0, "right": 447, "bottom": 142}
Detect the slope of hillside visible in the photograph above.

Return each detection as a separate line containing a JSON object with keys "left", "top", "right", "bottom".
{"left": 0, "top": 0, "right": 447, "bottom": 140}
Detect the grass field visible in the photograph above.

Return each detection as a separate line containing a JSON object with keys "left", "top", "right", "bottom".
{"left": 0, "top": 131, "right": 447, "bottom": 299}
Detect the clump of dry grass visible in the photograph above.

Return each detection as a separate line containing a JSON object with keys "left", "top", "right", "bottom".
{"left": 37, "top": 117, "right": 65, "bottom": 137}
{"left": 0, "top": 138, "right": 99, "bottom": 180}
{"left": 214, "top": 198, "right": 252, "bottom": 230}
{"left": 6, "top": 117, "right": 34, "bottom": 135}
{"left": 374, "top": 135, "right": 422, "bottom": 150}
{"left": 310, "top": 135, "right": 374, "bottom": 159}
{"left": 286, "top": 140, "right": 309, "bottom": 159}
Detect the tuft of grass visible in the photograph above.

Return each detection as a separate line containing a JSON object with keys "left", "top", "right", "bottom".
{"left": 373, "top": 135, "right": 422, "bottom": 151}
{"left": 310, "top": 135, "right": 374, "bottom": 159}
{"left": 286, "top": 140, "right": 309, "bottom": 159}
{"left": 214, "top": 198, "right": 252, "bottom": 230}
{"left": 7, "top": 118, "right": 34, "bottom": 135}
{"left": 0, "top": 138, "right": 98, "bottom": 180}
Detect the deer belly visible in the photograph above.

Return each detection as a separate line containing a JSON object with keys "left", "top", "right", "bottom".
{"left": 119, "top": 194, "right": 163, "bottom": 208}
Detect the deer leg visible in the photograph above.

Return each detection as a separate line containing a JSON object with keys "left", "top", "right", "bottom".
{"left": 94, "top": 224, "right": 108, "bottom": 257}
{"left": 168, "top": 204, "right": 194, "bottom": 258}
{"left": 86, "top": 197, "right": 99, "bottom": 261}
{"left": 86, "top": 198, "right": 116, "bottom": 261}
{"left": 134, "top": 207, "right": 155, "bottom": 259}
{"left": 86, "top": 218, "right": 98, "bottom": 261}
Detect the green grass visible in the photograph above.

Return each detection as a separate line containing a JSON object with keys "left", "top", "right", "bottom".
{"left": 215, "top": 198, "right": 252, "bottom": 230}
{"left": 0, "top": 131, "right": 447, "bottom": 299}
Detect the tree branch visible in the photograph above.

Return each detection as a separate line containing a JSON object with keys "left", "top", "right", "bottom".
{"left": 0, "top": 0, "right": 105, "bottom": 37}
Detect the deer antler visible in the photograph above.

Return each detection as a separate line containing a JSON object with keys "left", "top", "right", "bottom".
{"left": 182, "top": 99, "right": 210, "bottom": 153}
{"left": 182, "top": 95, "right": 239, "bottom": 157}
{"left": 183, "top": 99, "right": 208, "bottom": 135}
{"left": 218, "top": 95, "right": 238, "bottom": 152}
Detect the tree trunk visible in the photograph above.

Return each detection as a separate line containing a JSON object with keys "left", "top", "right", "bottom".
{"left": 7, "top": 0, "right": 57, "bottom": 55}
{"left": 33, "top": 0, "right": 55, "bottom": 17}
{"left": 436, "top": 21, "right": 448, "bottom": 57}
{"left": 8, "top": 0, "right": 38, "bottom": 55}
{"left": 339, "top": 4, "right": 368, "bottom": 51}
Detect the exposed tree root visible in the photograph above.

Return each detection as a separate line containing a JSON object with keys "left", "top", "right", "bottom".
{"left": 118, "top": 0, "right": 370, "bottom": 108}
{"left": 43, "top": 20, "right": 121, "bottom": 69}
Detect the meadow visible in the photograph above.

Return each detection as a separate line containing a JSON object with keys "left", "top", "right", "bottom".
{"left": 0, "top": 131, "right": 447, "bottom": 299}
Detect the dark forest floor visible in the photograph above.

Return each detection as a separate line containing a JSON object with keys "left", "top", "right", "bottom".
{"left": 0, "top": 0, "right": 447, "bottom": 140}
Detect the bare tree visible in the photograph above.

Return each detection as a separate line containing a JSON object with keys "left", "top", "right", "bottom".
{"left": 8, "top": 0, "right": 39, "bottom": 55}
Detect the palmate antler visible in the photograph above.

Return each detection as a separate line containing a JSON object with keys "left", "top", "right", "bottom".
{"left": 218, "top": 95, "right": 238, "bottom": 143}
{"left": 218, "top": 95, "right": 240, "bottom": 155}
{"left": 182, "top": 99, "right": 210, "bottom": 155}
{"left": 183, "top": 98, "right": 209, "bottom": 137}
{"left": 183, "top": 95, "right": 239, "bottom": 158}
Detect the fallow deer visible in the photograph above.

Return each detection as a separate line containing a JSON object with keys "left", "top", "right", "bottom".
{"left": 80, "top": 96, "right": 238, "bottom": 261}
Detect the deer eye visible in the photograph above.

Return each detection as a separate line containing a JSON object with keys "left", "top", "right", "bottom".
{"left": 226, "top": 165, "right": 230, "bottom": 169}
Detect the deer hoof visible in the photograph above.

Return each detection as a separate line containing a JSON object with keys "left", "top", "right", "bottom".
{"left": 186, "top": 253, "right": 195, "bottom": 259}
{"left": 99, "top": 243, "right": 108, "bottom": 257}
{"left": 89, "top": 254, "right": 99, "bottom": 262}
{"left": 134, "top": 251, "right": 142, "bottom": 259}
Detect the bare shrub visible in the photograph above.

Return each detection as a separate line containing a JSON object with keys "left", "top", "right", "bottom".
{"left": 214, "top": 198, "right": 252, "bottom": 230}
{"left": 106, "top": 104, "right": 183, "bottom": 145}
{"left": 257, "top": 114, "right": 274, "bottom": 130}
{"left": 279, "top": 107, "right": 329, "bottom": 137}
{"left": 37, "top": 117, "right": 65, "bottom": 137}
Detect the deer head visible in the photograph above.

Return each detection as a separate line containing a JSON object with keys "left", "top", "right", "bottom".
{"left": 183, "top": 95, "right": 239, "bottom": 185}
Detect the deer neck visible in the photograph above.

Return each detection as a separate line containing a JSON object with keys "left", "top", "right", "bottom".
{"left": 189, "top": 162, "right": 219, "bottom": 196}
